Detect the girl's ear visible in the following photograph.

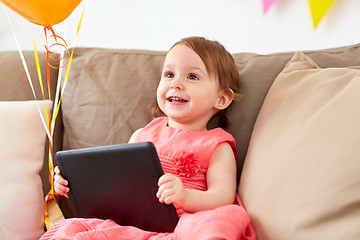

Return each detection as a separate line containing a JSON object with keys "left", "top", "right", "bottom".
{"left": 214, "top": 89, "right": 234, "bottom": 110}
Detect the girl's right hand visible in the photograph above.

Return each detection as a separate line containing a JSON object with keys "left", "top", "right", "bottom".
{"left": 54, "top": 166, "right": 69, "bottom": 198}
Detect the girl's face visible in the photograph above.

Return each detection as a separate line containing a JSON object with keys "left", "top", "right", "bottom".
{"left": 157, "top": 44, "right": 225, "bottom": 131}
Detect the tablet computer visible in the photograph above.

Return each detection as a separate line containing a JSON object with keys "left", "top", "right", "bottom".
{"left": 55, "top": 142, "right": 179, "bottom": 233}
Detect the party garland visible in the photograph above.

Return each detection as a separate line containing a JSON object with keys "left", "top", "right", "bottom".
{"left": 263, "top": 0, "right": 336, "bottom": 28}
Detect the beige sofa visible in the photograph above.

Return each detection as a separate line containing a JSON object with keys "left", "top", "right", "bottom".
{"left": 1, "top": 43, "right": 359, "bottom": 240}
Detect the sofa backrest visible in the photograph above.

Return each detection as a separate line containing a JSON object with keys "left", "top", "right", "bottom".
{"left": 2, "top": 43, "right": 360, "bottom": 192}
{"left": 59, "top": 43, "right": 360, "bottom": 181}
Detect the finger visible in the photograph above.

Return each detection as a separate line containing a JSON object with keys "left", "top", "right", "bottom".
{"left": 54, "top": 183, "right": 69, "bottom": 196}
{"left": 157, "top": 185, "right": 176, "bottom": 204}
{"left": 54, "top": 186, "right": 69, "bottom": 197}
{"left": 54, "top": 175, "right": 68, "bottom": 187}
{"left": 157, "top": 189, "right": 168, "bottom": 203}
{"left": 158, "top": 173, "right": 175, "bottom": 186}
{"left": 54, "top": 176, "right": 69, "bottom": 197}
{"left": 163, "top": 193, "right": 173, "bottom": 205}
{"left": 156, "top": 183, "right": 166, "bottom": 200}
{"left": 163, "top": 190, "right": 177, "bottom": 205}
{"left": 54, "top": 173, "right": 68, "bottom": 186}
{"left": 157, "top": 179, "right": 174, "bottom": 198}
{"left": 54, "top": 166, "right": 60, "bottom": 174}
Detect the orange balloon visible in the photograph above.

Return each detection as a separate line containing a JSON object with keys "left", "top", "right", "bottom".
{"left": 1, "top": 0, "right": 82, "bottom": 26}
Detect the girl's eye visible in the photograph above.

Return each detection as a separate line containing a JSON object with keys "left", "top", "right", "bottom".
{"left": 164, "top": 71, "right": 174, "bottom": 78}
{"left": 187, "top": 73, "right": 199, "bottom": 80}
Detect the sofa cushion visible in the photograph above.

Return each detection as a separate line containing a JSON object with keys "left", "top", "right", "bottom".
{"left": 230, "top": 43, "right": 360, "bottom": 176}
{"left": 0, "top": 100, "right": 52, "bottom": 240}
{"left": 0, "top": 51, "right": 62, "bottom": 197}
{"left": 238, "top": 52, "right": 360, "bottom": 239}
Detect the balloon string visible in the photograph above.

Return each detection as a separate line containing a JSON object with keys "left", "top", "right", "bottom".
{"left": 4, "top": 6, "right": 52, "bottom": 141}
{"left": 44, "top": 26, "right": 70, "bottom": 70}
{"left": 41, "top": 26, "right": 68, "bottom": 229}
{"left": 44, "top": 7, "right": 85, "bottom": 230}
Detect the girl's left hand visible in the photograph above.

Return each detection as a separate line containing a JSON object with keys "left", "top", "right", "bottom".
{"left": 156, "top": 173, "right": 187, "bottom": 208}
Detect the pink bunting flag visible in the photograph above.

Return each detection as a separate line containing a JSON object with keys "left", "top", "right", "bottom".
{"left": 263, "top": 0, "right": 279, "bottom": 14}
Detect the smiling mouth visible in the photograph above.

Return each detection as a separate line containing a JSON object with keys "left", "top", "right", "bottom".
{"left": 166, "top": 97, "right": 188, "bottom": 103}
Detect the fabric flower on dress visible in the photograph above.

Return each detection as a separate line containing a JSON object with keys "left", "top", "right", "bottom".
{"left": 172, "top": 152, "right": 201, "bottom": 178}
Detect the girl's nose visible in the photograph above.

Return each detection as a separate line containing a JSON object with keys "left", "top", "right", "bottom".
{"left": 170, "top": 78, "right": 183, "bottom": 90}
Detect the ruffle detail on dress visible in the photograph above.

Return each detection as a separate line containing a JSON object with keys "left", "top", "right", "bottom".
{"left": 172, "top": 152, "right": 201, "bottom": 178}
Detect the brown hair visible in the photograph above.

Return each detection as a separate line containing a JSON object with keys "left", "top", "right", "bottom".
{"left": 151, "top": 36, "right": 242, "bottom": 129}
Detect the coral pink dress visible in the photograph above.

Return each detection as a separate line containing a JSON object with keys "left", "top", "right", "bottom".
{"left": 41, "top": 117, "right": 256, "bottom": 240}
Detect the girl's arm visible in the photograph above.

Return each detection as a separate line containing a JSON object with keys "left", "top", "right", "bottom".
{"left": 128, "top": 128, "right": 143, "bottom": 143}
{"left": 157, "top": 142, "right": 237, "bottom": 212}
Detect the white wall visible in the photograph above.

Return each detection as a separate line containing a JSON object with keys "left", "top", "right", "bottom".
{"left": 1, "top": 0, "right": 359, "bottom": 54}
